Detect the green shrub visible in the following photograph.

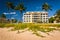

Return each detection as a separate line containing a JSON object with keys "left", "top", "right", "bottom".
{"left": 14, "top": 23, "right": 28, "bottom": 30}
{"left": 5, "top": 23, "right": 15, "bottom": 28}
{"left": 56, "top": 24, "right": 60, "bottom": 27}
{"left": 0, "top": 23, "right": 5, "bottom": 28}
{"left": 28, "top": 24, "right": 40, "bottom": 32}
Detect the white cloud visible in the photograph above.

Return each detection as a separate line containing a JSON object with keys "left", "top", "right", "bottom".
{"left": 11, "top": 17, "right": 15, "bottom": 19}
{"left": 10, "top": 12, "right": 16, "bottom": 14}
{"left": 3, "top": 13, "right": 9, "bottom": 14}
{"left": 3, "top": 12, "right": 16, "bottom": 15}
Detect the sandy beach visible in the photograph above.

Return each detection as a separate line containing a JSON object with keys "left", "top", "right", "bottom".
{"left": 0, "top": 28, "right": 60, "bottom": 40}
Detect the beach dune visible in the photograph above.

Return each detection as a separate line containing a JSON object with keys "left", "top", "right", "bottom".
{"left": 0, "top": 28, "right": 60, "bottom": 40}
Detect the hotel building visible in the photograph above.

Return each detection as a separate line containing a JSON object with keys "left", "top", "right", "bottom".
{"left": 23, "top": 11, "right": 48, "bottom": 23}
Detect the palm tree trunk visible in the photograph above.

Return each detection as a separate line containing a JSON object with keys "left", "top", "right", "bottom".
{"left": 17, "top": 30, "right": 20, "bottom": 33}
{"left": 20, "top": 11, "right": 23, "bottom": 23}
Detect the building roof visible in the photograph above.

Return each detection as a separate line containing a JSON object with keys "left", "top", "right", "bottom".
{"left": 24, "top": 11, "right": 48, "bottom": 15}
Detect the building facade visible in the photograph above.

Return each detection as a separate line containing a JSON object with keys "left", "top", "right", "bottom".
{"left": 23, "top": 11, "right": 48, "bottom": 23}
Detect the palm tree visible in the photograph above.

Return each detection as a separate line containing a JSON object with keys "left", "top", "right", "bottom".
{"left": 42, "top": 3, "right": 52, "bottom": 23}
{"left": 0, "top": 14, "right": 6, "bottom": 23}
{"left": 6, "top": 2, "right": 15, "bottom": 23}
{"left": 1, "top": 14, "right": 6, "bottom": 18}
{"left": 6, "top": 2, "right": 15, "bottom": 10}
{"left": 55, "top": 10, "right": 60, "bottom": 16}
{"left": 14, "top": 3, "right": 26, "bottom": 33}
{"left": 54, "top": 10, "right": 60, "bottom": 23}
{"left": 42, "top": 2, "right": 52, "bottom": 11}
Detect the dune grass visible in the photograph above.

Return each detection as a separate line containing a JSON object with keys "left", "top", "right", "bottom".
{"left": 0, "top": 23, "right": 60, "bottom": 37}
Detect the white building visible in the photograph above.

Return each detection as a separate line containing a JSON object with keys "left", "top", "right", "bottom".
{"left": 23, "top": 11, "right": 48, "bottom": 23}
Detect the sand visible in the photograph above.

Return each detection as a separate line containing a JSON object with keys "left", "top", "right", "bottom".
{"left": 0, "top": 28, "right": 60, "bottom": 40}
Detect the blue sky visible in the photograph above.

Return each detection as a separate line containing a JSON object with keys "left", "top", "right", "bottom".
{"left": 0, "top": 0, "right": 60, "bottom": 21}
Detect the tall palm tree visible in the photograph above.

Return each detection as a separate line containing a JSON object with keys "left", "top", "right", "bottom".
{"left": 6, "top": 2, "right": 15, "bottom": 23}
{"left": 42, "top": 3, "right": 52, "bottom": 23}
{"left": 42, "top": 2, "right": 52, "bottom": 11}
{"left": 14, "top": 3, "right": 26, "bottom": 33}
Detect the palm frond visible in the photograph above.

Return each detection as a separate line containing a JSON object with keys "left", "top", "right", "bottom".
{"left": 14, "top": 3, "right": 26, "bottom": 13}
{"left": 42, "top": 3, "right": 52, "bottom": 11}
{"left": 6, "top": 2, "right": 15, "bottom": 9}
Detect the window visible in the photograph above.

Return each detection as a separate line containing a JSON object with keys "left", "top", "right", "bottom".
{"left": 29, "top": 16, "right": 30, "bottom": 17}
{"left": 43, "top": 14, "right": 45, "bottom": 15}
{"left": 24, "top": 20, "right": 26, "bottom": 22}
{"left": 46, "top": 13, "right": 48, "bottom": 15}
